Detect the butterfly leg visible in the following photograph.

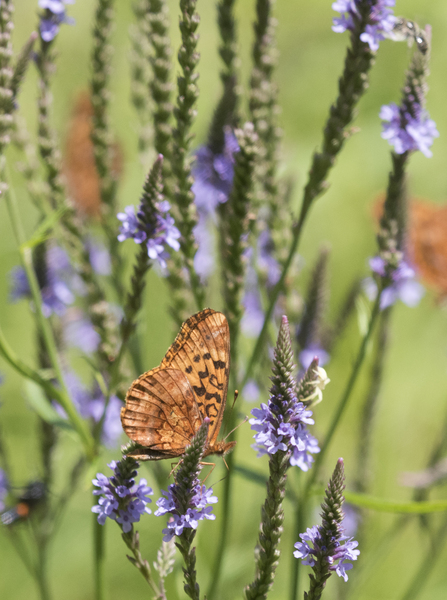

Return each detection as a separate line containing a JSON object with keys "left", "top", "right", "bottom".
{"left": 168, "top": 460, "right": 182, "bottom": 478}
{"left": 199, "top": 461, "right": 216, "bottom": 484}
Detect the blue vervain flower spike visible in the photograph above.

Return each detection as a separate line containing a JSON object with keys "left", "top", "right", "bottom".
{"left": 297, "top": 247, "right": 330, "bottom": 371}
{"left": 246, "top": 317, "right": 321, "bottom": 600}
{"left": 221, "top": 123, "right": 258, "bottom": 357}
{"left": 249, "top": 0, "right": 280, "bottom": 211}
{"left": 0, "top": 1, "right": 17, "bottom": 192}
{"left": 368, "top": 32, "right": 434, "bottom": 310}
{"left": 147, "top": 0, "right": 174, "bottom": 193}
{"left": 129, "top": 1, "right": 153, "bottom": 162}
{"left": 92, "top": 455, "right": 162, "bottom": 595}
{"left": 142, "top": 0, "right": 194, "bottom": 326}
{"left": 155, "top": 419, "right": 216, "bottom": 600}
{"left": 113, "top": 155, "right": 170, "bottom": 385}
{"left": 294, "top": 458, "right": 360, "bottom": 599}
{"left": 90, "top": 0, "right": 125, "bottom": 294}
{"left": 171, "top": 0, "right": 205, "bottom": 312}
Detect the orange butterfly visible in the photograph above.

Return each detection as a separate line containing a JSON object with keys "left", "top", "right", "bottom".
{"left": 373, "top": 197, "right": 447, "bottom": 299}
{"left": 121, "top": 308, "right": 236, "bottom": 460}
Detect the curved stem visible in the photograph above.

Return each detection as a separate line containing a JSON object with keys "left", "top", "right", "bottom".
{"left": 3, "top": 177, "right": 95, "bottom": 459}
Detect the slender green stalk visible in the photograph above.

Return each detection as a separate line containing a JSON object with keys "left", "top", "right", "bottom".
{"left": 290, "top": 293, "right": 381, "bottom": 600}
{"left": 354, "top": 307, "right": 392, "bottom": 495}
{"left": 93, "top": 512, "right": 106, "bottom": 600}
{"left": 121, "top": 528, "right": 162, "bottom": 596}
{"left": 4, "top": 175, "right": 95, "bottom": 459}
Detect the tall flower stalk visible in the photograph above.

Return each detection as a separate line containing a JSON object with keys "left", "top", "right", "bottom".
{"left": 171, "top": 0, "right": 205, "bottom": 311}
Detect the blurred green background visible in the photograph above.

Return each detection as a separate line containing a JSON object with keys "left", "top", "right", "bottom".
{"left": 1, "top": 0, "right": 447, "bottom": 599}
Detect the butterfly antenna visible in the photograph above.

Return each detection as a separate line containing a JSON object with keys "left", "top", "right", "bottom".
{"left": 223, "top": 415, "right": 249, "bottom": 442}
{"left": 222, "top": 389, "right": 239, "bottom": 437}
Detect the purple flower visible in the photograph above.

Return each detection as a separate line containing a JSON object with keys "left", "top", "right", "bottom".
{"left": 242, "top": 379, "right": 261, "bottom": 403}
{"left": 250, "top": 388, "right": 320, "bottom": 471}
{"left": 63, "top": 309, "right": 100, "bottom": 354}
{"left": 155, "top": 480, "right": 218, "bottom": 542}
{"left": 294, "top": 459, "right": 360, "bottom": 585}
{"left": 92, "top": 459, "right": 153, "bottom": 533}
{"left": 380, "top": 102, "right": 439, "bottom": 158}
{"left": 39, "top": 0, "right": 74, "bottom": 12}
{"left": 117, "top": 201, "right": 180, "bottom": 270}
{"left": 191, "top": 130, "right": 239, "bottom": 280}
{"left": 294, "top": 527, "right": 360, "bottom": 582}
{"left": 367, "top": 256, "right": 424, "bottom": 309}
{"left": 332, "top": 0, "right": 396, "bottom": 52}
{"left": 341, "top": 503, "right": 361, "bottom": 537}
{"left": 86, "top": 239, "right": 112, "bottom": 276}
{"left": 192, "top": 129, "right": 239, "bottom": 217}
{"left": 9, "top": 246, "right": 77, "bottom": 317}
{"left": 117, "top": 206, "right": 146, "bottom": 243}
{"left": 0, "top": 469, "right": 8, "bottom": 512}
{"left": 241, "top": 285, "right": 265, "bottom": 338}
{"left": 193, "top": 216, "right": 215, "bottom": 280}
{"left": 65, "top": 372, "right": 122, "bottom": 448}
{"left": 39, "top": 0, "right": 75, "bottom": 42}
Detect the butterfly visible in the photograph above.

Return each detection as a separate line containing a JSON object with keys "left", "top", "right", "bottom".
{"left": 121, "top": 308, "right": 236, "bottom": 460}
{"left": 408, "top": 201, "right": 447, "bottom": 298}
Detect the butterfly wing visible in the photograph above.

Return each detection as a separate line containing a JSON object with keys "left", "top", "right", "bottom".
{"left": 160, "top": 308, "right": 230, "bottom": 446}
{"left": 121, "top": 368, "right": 203, "bottom": 460}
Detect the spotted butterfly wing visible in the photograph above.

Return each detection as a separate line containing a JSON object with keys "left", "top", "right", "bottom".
{"left": 121, "top": 308, "right": 235, "bottom": 460}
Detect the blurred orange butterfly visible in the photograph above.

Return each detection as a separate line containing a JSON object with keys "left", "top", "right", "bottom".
{"left": 121, "top": 308, "right": 236, "bottom": 460}
{"left": 373, "top": 197, "right": 447, "bottom": 299}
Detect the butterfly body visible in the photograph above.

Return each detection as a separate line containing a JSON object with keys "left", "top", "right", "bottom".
{"left": 121, "top": 309, "right": 236, "bottom": 460}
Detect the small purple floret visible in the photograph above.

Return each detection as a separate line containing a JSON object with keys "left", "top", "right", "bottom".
{"left": 39, "top": 0, "right": 75, "bottom": 42}
{"left": 0, "top": 469, "right": 8, "bottom": 512}
{"left": 92, "top": 461, "right": 153, "bottom": 533}
{"left": 155, "top": 481, "right": 218, "bottom": 542}
{"left": 117, "top": 201, "right": 180, "bottom": 270}
{"left": 294, "top": 526, "right": 360, "bottom": 582}
{"left": 367, "top": 256, "right": 425, "bottom": 309}
{"left": 332, "top": 0, "right": 396, "bottom": 51}
{"left": 380, "top": 102, "right": 439, "bottom": 158}
{"left": 250, "top": 388, "right": 320, "bottom": 471}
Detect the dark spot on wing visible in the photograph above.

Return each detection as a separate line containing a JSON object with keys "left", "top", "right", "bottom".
{"left": 198, "top": 367, "right": 209, "bottom": 379}
{"left": 203, "top": 352, "right": 211, "bottom": 360}
{"left": 185, "top": 366, "right": 193, "bottom": 374}
{"left": 193, "top": 384, "right": 206, "bottom": 397}
{"left": 213, "top": 359, "right": 226, "bottom": 370}
{"left": 205, "top": 391, "right": 222, "bottom": 404}
{"left": 193, "top": 355, "right": 201, "bottom": 363}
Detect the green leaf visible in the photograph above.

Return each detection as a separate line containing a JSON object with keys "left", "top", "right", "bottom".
{"left": 20, "top": 205, "right": 68, "bottom": 251}
{"left": 343, "top": 490, "right": 447, "bottom": 514}
{"left": 24, "top": 380, "right": 74, "bottom": 431}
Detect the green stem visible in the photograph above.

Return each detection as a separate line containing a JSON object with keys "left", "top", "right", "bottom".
{"left": 36, "top": 541, "right": 52, "bottom": 600}
{"left": 290, "top": 293, "right": 381, "bottom": 600}
{"left": 93, "top": 512, "right": 106, "bottom": 600}
{"left": 4, "top": 171, "right": 95, "bottom": 460}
